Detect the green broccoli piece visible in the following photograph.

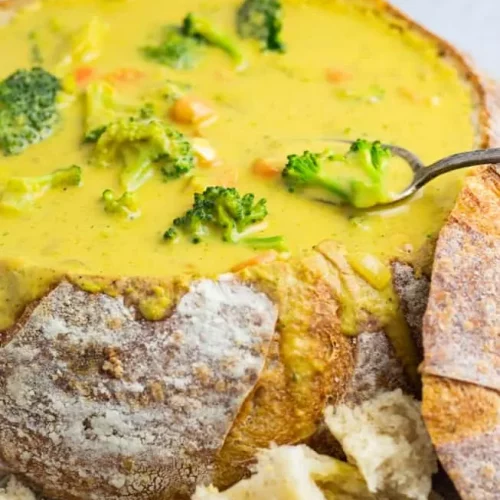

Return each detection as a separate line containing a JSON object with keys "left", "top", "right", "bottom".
{"left": 347, "top": 138, "right": 391, "bottom": 180}
{"left": 240, "top": 235, "right": 287, "bottom": 251}
{"left": 236, "top": 0, "right": 285, "bottom": 52}
{"left": 142, "top": 26, "right": 202, "bottom": 69}
{"left": 345, "top": 139, "right": 392, "bottom": 207}
{"left": 283, "top": 150, "right": 351, "bottom": 201}
{"left": 164, "top": 186, "right": 284, "bottom": 249}
{"left": 0, "top": 67, "right": 61, "bottom": 156}
{"left": 282, "top": 140, "right": 393, "bottom": 208}
{"left": 182, "top": 13, "right": 247, "bottom": 70}
{"left": 92, "top": 117, "right": 195, "bottom": 192}
{"left": 0, "top": 165, "right": 82, "bottom": 212}
{"left": 101, "top": 189, "right": 140, "bottom": 219}
{"left": 83, "top": 81, "right": 151, "bottom": 142}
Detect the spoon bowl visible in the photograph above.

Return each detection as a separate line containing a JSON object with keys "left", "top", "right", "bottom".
{"left": 291, "top": 138, "right": 500, "bottom": 207}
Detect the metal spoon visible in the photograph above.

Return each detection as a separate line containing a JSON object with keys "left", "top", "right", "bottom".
{"left": 330, "top": 139, "right": 500, "bottom": 206}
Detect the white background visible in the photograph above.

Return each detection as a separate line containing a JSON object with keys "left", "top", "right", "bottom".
{"left": 393, "top": 0, "right": 500, "bottom": 78}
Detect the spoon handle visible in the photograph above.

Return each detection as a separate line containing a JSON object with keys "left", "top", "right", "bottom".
{"left": 414, "top": 148, "right": 500, "bottom": 189}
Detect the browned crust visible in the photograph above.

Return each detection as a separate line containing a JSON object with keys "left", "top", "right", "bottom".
{"left": 419, "top": 78, "right": 500, "bottom": 498}
{"left": 423, "top": 167, "right": 500, "bottom": 391}
{"left": 421, "top": 165, "right": 500, "bottom": 499}
{"left": 422, "top": 376, "right": 500, "bottom": 499}
{"left": 215, "top": 251, "right": 356, "bottom": 488}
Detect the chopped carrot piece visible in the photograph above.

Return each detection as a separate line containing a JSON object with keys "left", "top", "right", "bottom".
{"left": 105, "top": 68, "right": 146, "bottom": 84}
{"left": 231, "top": 250, "right": 278, "bottom": 272}
{"left": 74, "top": 65, "right": 96, "bottom": 86}
{"left": 170, "top": 95, "right": 218, "bottom": 126}
{"left": 326, "top": 68, "right": 352, "bottom": 84}
{"left": 252, "top": 158, "right": 283, "bottom": 178}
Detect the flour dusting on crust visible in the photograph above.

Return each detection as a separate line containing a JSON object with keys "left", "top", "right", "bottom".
{"left": 0, "top": 279, "right": 277, "bottom": 500}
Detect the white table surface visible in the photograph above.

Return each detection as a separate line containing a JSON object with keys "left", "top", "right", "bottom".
{"left": 392, "top": 0, "right": 500, "bottom": 78}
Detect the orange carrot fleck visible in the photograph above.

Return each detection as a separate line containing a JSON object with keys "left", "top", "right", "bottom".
{"left": 170, "top": 95, "right": 218, "bottom": 126}
{"left": 105, "top": 68, "right": 146, "bottom": 84}
{"left": 74, "top": 66, "right": 96, "bottom": 86}
{"left": 252, "top": 158, "right": 283, "bottom": 178}
{"left": 231, "top": 250, "right": 279, "bottom": 272}
{"left": 326, "top": 68, "right": 352, "bottom": 84}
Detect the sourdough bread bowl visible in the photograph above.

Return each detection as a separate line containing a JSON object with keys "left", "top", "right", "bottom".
{"left": 0, "top": 0, "right": 498, "bottom": 499}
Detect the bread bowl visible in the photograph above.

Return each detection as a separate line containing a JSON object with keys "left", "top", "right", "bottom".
{"left": 0, "top": 0, "right": 498, "bottom": 498}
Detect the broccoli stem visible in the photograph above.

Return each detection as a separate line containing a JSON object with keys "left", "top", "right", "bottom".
{"left": 183, "top": 14, "right": 247, "bottom": 70}
{"left": 119, "top": 145, "right": 155, "bottom": 192}
{"left": 0, "top": 165, "right": 81, "bottom": 212}
{"left": 241, "top": 235, "right": 286, "bottom": 251}
{"left": 314, "top": 173, "right": 351, "bottom": 202}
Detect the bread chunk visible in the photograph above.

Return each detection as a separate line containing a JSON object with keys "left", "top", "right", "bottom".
{"left": 0, "top": 279, "right": 277, "bottom": 500}
{"left": 325, "top": 390, "right": 437, "bottom": 500}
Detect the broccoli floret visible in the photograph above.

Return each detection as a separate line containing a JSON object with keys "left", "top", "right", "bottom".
{"left": 0, "top": 67, "right": 61, "bottom": 156}
{"left": 347, "top": 138, "right": 391, "bottom": 180}
{"left": 236, "top": 0, "right": 285, "bottom": 52}
{"left": 101, "top": 189, "right": 140, "bottom": 219}
{"left": 142, "top": 14, "right": 246, "bottom": 70}
{"left": 164, "top": 186, "right": 284, "bottom": 249}
{"left": 182, "top": 13, "right": 247, "bottom": 70}
{"left": 282, "top": 140, "right": 393, "bottom": 208}
{"left": 160, "top": 127, "right": 196, "bottom": 178}
{"left": 142, "top": 26, "right": 202, "bottom": 69}
{"left": 84, "top": 81, "right": 151, "bottom": 142}
{"left": 283, "top": 150, "right": 351, "bottom": 201}
{"left": 92, "top": 117, "right": 195, "bottom": 192}
{"left": 0, "top": 165, "right": 82, "bottom": 212}
{"left": 345, "top": 139, "right": 392, "bottom": 207}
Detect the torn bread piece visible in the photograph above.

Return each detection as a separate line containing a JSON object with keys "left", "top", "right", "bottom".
{"left": 0, "top": 476, "right": 35, "bottom": 500}
{"left": 195, "top": 390, "right": 436, "bottom": 500}
{"left": 192, "top": 445, "right": 373, "bottom": 500}
{"left": 325, "top": 389, "right": 437, "bottom": 500}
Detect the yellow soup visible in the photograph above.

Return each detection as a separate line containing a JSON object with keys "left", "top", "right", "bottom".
{"left": 0, "top": 0, "right": 476, "bottom": 331}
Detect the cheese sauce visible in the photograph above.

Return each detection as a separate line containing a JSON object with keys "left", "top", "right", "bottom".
{"left": 0, "top": 0, "right": 476, "bottom": 330}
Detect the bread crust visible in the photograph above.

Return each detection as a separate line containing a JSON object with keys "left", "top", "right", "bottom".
{"left": 0, "top": 255, "right": 356, "bottom": 500}
{"left": 0, "top": 279, "right": 279, "bottom": 499}
{"left": 421, "top": 165, "right": 500, "bottom": 499}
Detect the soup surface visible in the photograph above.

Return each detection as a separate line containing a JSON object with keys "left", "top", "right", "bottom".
{"left": 0, "top": 0, "right": 475, "bottom": 329}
